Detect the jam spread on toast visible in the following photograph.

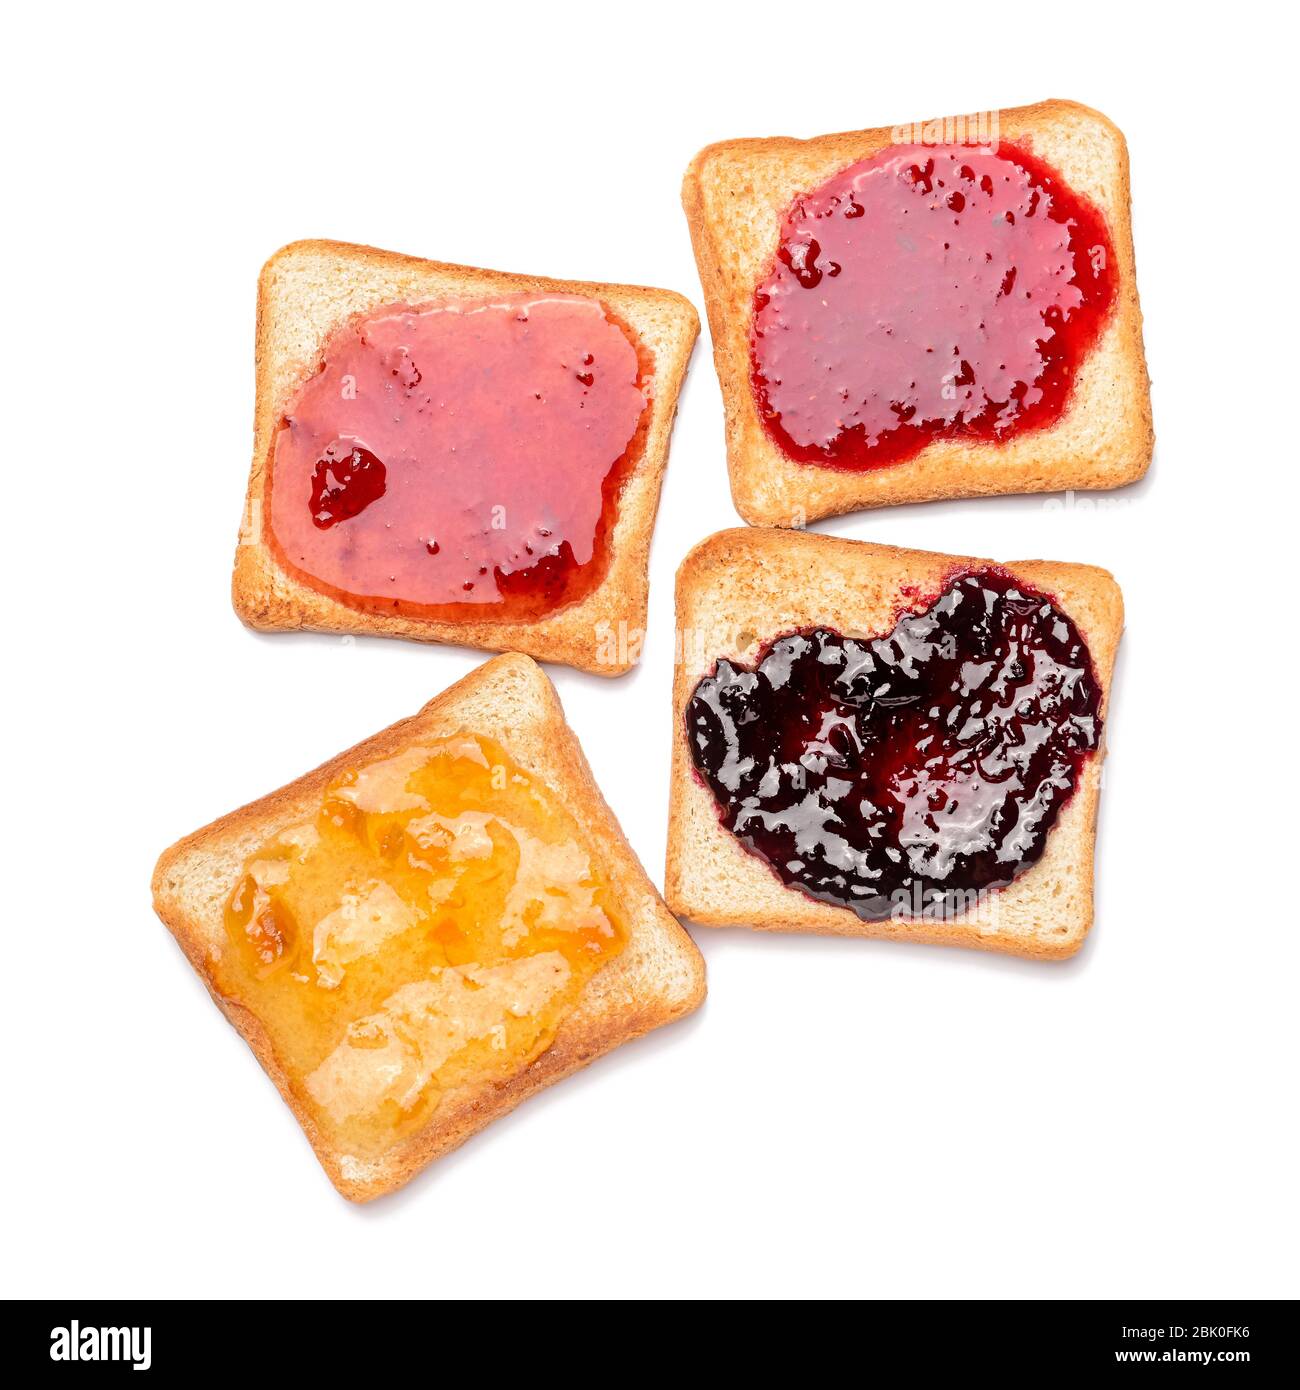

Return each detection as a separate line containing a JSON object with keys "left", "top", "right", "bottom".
{"left": 219, "top": 735, "right": 626, "bottom": 1160}
{"left": 685, "top": 573, "right": 1102, "bottom": 920}
{"left": 750, "top": 143, "right": 1116, "bottom": 470}
{"left": 268, "top": 295, "right": 649, "bottom": 620}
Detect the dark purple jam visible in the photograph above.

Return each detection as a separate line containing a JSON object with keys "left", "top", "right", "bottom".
{"left": 685, "top": 571, "right": 1102, "bottom": 920}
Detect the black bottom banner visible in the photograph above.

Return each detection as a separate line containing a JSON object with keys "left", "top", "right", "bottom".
{"left": 1, "top": 1298, "right": 1288, "bottom": 1375}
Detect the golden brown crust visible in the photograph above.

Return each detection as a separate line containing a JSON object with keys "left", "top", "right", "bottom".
{"left": 232, "top": 240, "right": 699, "bottom": 675}
{"left": 665, "top": 528, "right": 1124, "bottom": 959}
{"left": 682, "top": 99, "right": 1153, "bottom": 525}
{"left": 152, "top": 653, "right": 706, "bottom": 1200}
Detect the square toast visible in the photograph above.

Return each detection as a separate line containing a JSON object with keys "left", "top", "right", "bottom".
{"left": 233, "top": 240, "right": 699, "bottom": 674}
{"left": 153, "top": 653, "right": 706, "bottom": 1200}
{"left": 666, "top": 528, "right": 1123, "bottom": 959}
{"left": 682, "top": 99, "right": 1153, "bottom": 525}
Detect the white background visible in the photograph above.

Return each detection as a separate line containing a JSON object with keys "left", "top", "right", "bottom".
{"left": 6, "top": 1, "right": 1296, "bottom": 1300}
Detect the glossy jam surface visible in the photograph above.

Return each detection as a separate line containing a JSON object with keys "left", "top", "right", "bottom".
{"left": 751, "top": 143, "right": 1115, "bottom": 470}
{"left": 218, "top": 734, "right": 626, "bottom": 1159}
{"left": 268, "top": 295, "right": 649, "bottom": 619}
{"left": 686, "top": 573, "right": 1101, "bottom": 919}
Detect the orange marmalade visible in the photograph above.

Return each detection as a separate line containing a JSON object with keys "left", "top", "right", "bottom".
{"left": 217, "top": 734, "right": 626, "bottom": 1161}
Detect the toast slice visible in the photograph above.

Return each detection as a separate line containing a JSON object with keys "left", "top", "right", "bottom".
{"left": 233, "top": 240, "right": 699, "bottom": 674}
{"left": 152, "top": 653, "right": 705, "bottom": 1201}
{"left": 682, "top": 99, "right": 1153, "bottom": 525}
{"left": 666, "top": 529, "right": 1123, "bottom": 959}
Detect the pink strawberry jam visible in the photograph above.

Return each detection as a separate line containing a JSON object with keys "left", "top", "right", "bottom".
{"left": 268, "top": 295, "right": 649, "bottom": 620}
{"left": 751, "top": 143, "right": 1115, "bottom": 469}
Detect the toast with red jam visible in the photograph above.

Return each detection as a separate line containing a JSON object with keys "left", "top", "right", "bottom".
{"left": 683, "top": 100, "right": 1152, "bottom": 523}
{"left": 233, "top": 240, "right": 698, "bottom": 674}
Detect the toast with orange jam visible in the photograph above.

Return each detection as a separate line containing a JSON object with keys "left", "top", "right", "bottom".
{"left": 153, "top": 654, "right": 705, "bottom": 1200}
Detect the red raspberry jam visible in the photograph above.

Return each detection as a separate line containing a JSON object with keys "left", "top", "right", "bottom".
{"left": 751, "top": 143, "right": 1116, "bottom": 470}
{"left": 685, "top": 572, "right": 1102, "bottom": 920}
{"left": 268, "top": 295, "right": 650, "bottom": 620}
